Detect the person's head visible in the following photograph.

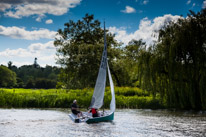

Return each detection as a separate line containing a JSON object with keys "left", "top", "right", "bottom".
{"left": 73, "top": 99, "right": 77, "bottom": 104}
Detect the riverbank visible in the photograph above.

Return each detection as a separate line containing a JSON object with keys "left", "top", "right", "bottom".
{"left": 0, "top": 88, "right": 163, "bottom": 109}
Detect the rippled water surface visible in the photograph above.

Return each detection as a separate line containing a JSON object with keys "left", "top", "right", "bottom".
{"left": 0, "top": 109, "right": 206, "bottom": 137}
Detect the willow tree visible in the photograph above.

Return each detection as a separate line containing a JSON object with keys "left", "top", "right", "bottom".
{"left": 54, "top": 14, "right": 122, "bottom": 89}
{"left": 120, "top": 39, "right": 146, "bottom": 86}
{"left": 138, "top": 9, "right": 206, "bottom": 110}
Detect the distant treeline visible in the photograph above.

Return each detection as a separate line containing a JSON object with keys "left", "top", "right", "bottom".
{"left": 0, "top": 61, "right": 60, "bottom": 89}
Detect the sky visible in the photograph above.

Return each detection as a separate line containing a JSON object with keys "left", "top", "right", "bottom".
{"left": 0, "top": 0, "right": 205, "bottom": 67}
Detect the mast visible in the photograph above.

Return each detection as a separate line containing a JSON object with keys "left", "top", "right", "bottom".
{"left": 104, "top": 21, "right": 106, "bottom": 52}
{"left": 103, "top": 21, "right": 106, "bottom": 113}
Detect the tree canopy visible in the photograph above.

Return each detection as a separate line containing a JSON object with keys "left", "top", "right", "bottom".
{"left": 0, "top": 65, "right": 16, "bottom": 88}
{"left": 54, "top": 14, "right": 122, "bottom": 89}
{"left": 138, "top": 9, "right": 206, "bottom": 110}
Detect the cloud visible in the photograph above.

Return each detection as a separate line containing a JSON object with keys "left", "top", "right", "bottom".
{"left": 186, "top": 0, "right": 191, "bottom": 5}
{"left": 35, "top": 14, "right": 45, "bottom": 22}
{"left": 0, "top": 25, "right": 56, "bottom": 40}
{"left": 0, "top": 41, "right": 55, "bottom": 57}
{"left": 109, "top": 14, "right": 181, "bottom": 46}
{"left": 28, "top": 41, "right": 56, "bottom": 52}
{"left": 203, "top": 0, "right": 206, "bottom": 8}
{"left": 45, "top": 19, "right": 53, "bottom": 24}
{"left": 143, "top": 0, "right": 149, "bottom": 5}
{"left": 192, "top": 3, "right": 196, "bottom": 8}
{"left": 1, "top": 0, "right": 81, "bottom": 19}
{"left": 0, "top": 3, "right": 12, "bottom": 11}
{"left": 121, "top": 6, "right": 136, "bottom": 13}
{"left": 0, "top": 41, "right": 57, "bottom": 67}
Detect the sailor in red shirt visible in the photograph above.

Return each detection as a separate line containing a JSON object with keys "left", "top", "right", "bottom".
{"left": 90, "top": 108, "right": 99, "bottom": 117}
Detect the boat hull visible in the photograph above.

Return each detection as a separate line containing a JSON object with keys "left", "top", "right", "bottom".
{"left": 69, "top": 111, "right": 114, "bottom": 124}
{"left": 86, "top": 112, "right": 114, "bottom": 124}
{"left": 69, "top": 113, "right": 84, "bottom": 123}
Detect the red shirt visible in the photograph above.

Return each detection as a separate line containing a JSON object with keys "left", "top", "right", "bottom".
{"left": 91, "top": 108, "right": 97, "bottom": 114}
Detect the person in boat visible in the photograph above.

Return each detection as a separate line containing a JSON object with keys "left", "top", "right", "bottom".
{"left": 89, "top": 108, "right": 99, "bottom": 117}
{"left": 71, "top": 100, "right": 83, "bottom": 117}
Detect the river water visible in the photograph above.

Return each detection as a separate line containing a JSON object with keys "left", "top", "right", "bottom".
{"left": 0, "top": 109, "right": 205, "bottom": 137}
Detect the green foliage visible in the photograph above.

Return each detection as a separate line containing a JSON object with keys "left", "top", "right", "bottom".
{"left": 118, "top": 39, "right": 146, "bottom": 86}
{"left": 114, "top": 87, "right": 149, "bottom": 96}
{"left": 137, "top": 9, "right": 206, "bottom": 110}
{"left": 35, "top": 78, "right": 56, "bottom": 89}
{"left": 0, "top": 65, "right": 17, "bottom": 88}
{"left": 54, "top": 14, "right": 122, "bottom": 89}
{"left": 0, "top": 88, "right": 163, "bottom": 109}
{"left": 6, "top": 63, "right": 60, "bottom": 88}
{"left": 25, "top": 79, "right": 35, "bottom": 88}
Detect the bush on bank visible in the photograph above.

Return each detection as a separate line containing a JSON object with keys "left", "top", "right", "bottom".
{"left": 0, "top": 87, "right": 163, "bottom": 109}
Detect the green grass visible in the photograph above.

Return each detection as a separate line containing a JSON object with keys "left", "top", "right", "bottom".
{"left": 0, "top": 87, "right": 163, "bottom": 109}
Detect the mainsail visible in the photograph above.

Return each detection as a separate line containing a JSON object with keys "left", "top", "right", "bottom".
{"left": 90, "top": 22, "right": 107, "bottom": 109}
{"left": 90, "top": 22, "right": 116, "bottom": 113}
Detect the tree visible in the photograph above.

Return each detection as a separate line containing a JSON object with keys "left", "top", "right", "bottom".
{"left": 8, "top": 61, "right": 12, "bottom": 69}
{"left": 124, "top": 39, "right": 146, "bottom": 86}
{"left": 25, "top": 79, "right": 35, "bottom": 89}
{"left": 138, "top": 9, "right": 206, "bottom": 110}
{"left": 33, "top": 57, "right": 39, "bottom": 68}
{"left": 16, "top": 77, "right": 24, "bottom": 88}
{"left": 54, "top": 14, "right": 122, "bottom": 89}
{"left": 35, "top": 78, "right": 56, "bottom": 89}
{"left": 0, "top": 65, "right": 17, "bottom": 88}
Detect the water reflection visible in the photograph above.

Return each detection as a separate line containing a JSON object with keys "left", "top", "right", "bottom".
{"left": 0, "top": 109, "right": 205, "bottom": 137}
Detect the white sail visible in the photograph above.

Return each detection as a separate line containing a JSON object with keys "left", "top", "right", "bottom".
{"left": 107, "top": 62, "right": 115, "bottom": 112}
{"left": 90, "top": 23, "right": 107, "bottom": 109}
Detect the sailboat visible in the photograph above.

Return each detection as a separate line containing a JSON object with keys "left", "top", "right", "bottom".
{"left": 69, "top": 22, "right": 115, "bottom": 124}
